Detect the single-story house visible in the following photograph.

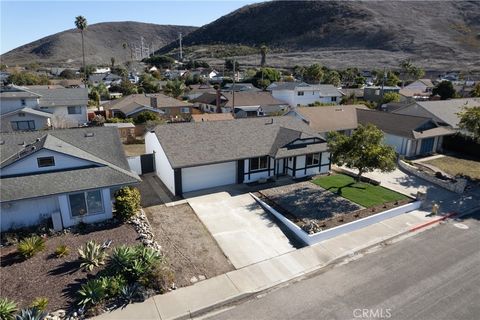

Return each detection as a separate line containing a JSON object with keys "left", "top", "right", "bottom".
{"left": 357, "top": 109, "right": 455, "bottom": 157}
{"left": 267, "top": 82, "right": 343, "bottom": 107}
{"left": 286, "top": 105, "right": 367, "bottom": 137}
{"left": 192, "top": 91, "right": 288, "bottom": 116}
{"left": 363, "top": 86, "right": 401, "bottom": 103}
{"left": 391, "top": 98, "right": 480, "bottom": 130}
{"left": 104, "top": 93, "right": 193, "bottom": 119}
{"left": 191, "top": 113, "right": 235, "bottom": 122}
{"left": 145, "top": 117, "right": 331, "bottom": 195}
{"left": 0, "top": 127, "right": 140, "bottom": 231}
{"left": 0, "top": 85, "right": 88, "bottom": 130}
{"left": 185, "top": 84, "right": 215, "bottom": 100}
{"left": 104, "top": 122, "right": 136, "bottom": 141}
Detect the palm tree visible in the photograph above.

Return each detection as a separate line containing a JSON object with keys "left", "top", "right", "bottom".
{"left": 163, "top": 79, "right": 186, "bottom": 98}
{"left": 122, "top": 42, "right": 128, "bottom": 62}
{"left": 260, "top": 45, "right": 268, "bottom": 67}
{"left": 111, "top": 57, "right": 115, "bottom": 68}
{"left": 75, "top": 16, "right": 88, "bottom": 86}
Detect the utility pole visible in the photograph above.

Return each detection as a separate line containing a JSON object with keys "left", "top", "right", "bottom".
{"left": 179, "top": 33, "right": 183, "bottom": 62}
{"left": 232, "top": 58, "right": 236, "bottom": 116}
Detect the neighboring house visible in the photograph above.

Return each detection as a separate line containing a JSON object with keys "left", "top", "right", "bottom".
{"left": 392, "top": 98, "right": 480, "bottom": 130}
{"left": 399, "top": 79, "right": 434, "bottom": 102}
{"left": 164, "top": 69, "right": 188, "bottom": 79}
{"left": 221, "top": 83, "right": 261, "bottom": 92}
{"left": 267, "top": 82, "right": 343, "bottom": 107}
{"left": 363, "top": 86, "right": 401, "bottom": 103}
{"left": 185, "top": 84, "right": 215, "bottom": 100}
{"left": 104, "top": 122, "right": 136, "bottom": 141}
{"left": 145, "top": 117, "right": 331, "bottom": 195}
{"left": 357, "top": 109, "right": 454, "bottom": 157}
{"left": 191, "top": 113, "right": 234, "bottom": 122}
{"left": 192, "top": 91, "right": 288, "bottom": 117}
{"left": 104, "top": 93, "right": 193, "bottom": 119}
{"left": 286, "top": 105, "right": 367, "bottom": 137}
{"left": 0, "top": 85, "right": 88, "bottom": 130}
{"left": 404, "top": 79, "right": 434, "bottom": 93}
{"left": 0, "top": 127, "right": 140, "bottom": 231}
{"left": 88, "top": 72, "right": 122, "bottom": 87}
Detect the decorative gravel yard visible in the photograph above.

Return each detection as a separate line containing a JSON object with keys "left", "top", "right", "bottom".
{"left": 312, "top": 174, "right": 408, "bottom": 208}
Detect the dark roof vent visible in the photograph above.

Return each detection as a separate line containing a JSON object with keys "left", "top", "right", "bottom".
{"left": 36, "top": 138, "right": 41, "bottom": 142}
{"left": 84, "top": 132, "right": 94, "bottom": 137}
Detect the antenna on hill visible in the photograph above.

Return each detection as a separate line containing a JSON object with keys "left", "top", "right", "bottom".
{"left": 179, "top": 33, "right": 183, "bottom": 62}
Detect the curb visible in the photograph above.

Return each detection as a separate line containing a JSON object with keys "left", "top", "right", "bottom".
{"left": 409, "top": 212, "right": 458, "bottom": 232}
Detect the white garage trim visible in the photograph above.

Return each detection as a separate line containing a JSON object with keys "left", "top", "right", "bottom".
{"left": 181, "top": 161, "right": 237, "bottom": 193}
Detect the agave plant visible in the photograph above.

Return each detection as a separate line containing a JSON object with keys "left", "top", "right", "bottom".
{"left": 0, "top": 297, "right": 18, "bottom": 320}
{"left": 17, "top": 235, "right": 45, "bottom": 259}
{"left": 120, "top": 284, "right": 140, "bottom": 303}
{"left": 78, "top": 241, "right": 108, "bottom": 272}
{"left": 54, "top": 244, "right": 70, "bottom": 258}
{"left": 108, "top": 246, "right": 135, "bottom": 274}
{"left": 30, "top": 297, "right": 48, "bottom": 312}
{"left": 98, "top": 275, "right": 127, "bottom": 298}
{"left": 15, "top": 307, "right": 47, "bottom": 320}
{"left": 77, "top": 279, "right": 106, "bottom": 308}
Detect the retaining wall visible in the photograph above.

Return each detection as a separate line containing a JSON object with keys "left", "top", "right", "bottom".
{"left": 250, "top": 193, "right": 422, "bottom": 246}
{"left": 398, "top": 160, "right": 466, "bottom": 194}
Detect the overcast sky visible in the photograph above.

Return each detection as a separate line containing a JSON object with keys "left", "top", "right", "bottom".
{"left": 0, "top": 0, "right": 262, "bottom": 54}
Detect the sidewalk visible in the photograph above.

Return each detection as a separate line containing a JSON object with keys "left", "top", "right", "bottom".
{"left": 95, "top": 208, "right": 446, "bottom": 320}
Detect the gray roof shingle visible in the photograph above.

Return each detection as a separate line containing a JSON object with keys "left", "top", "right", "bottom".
{"left": 152, "top": 117, "right": 327, "bottom": 169}
{"left": 27, "top": 87, "right": 88, "bottom": 107}
{"left": 0, "top": 127, "right": 140, "bottom": 202}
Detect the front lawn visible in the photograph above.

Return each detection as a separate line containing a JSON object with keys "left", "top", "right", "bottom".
{"left": 312, "top": 174, "right": 408, "bottom": 208}
{"left": 424, "top": 155, "right": 480, "bottom": 181}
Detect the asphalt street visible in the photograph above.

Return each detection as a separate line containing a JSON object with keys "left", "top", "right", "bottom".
{"left": 205, "top": 211, "right": 480, "bottom": 320}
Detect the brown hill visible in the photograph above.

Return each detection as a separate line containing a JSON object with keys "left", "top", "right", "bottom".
{"left": 1, "top": 21, "right": 197, "bottom": 67}
{"left": 157, "top": 1, "right": 480, "bottom": 70}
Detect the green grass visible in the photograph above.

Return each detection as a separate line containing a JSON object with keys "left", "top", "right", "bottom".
{"left": 312, "top": 174, "right": 408, "bottom": 208}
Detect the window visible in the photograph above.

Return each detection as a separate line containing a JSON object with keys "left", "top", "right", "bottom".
{"left": 18, "top": 112, "right": 26, "bottom": 117}
{"left": 69, "top": 190, "right": 104, "bottom": 217}
{"left": 297, "top": 91, "right": 304, "bottom": 96}
{"left": 68, "top": 106, "right": 82, "bottom": 114}
{"left": 180, "top": 107, "right": 190, "bottom": 114}
{"left": 40, "top": 106, "right": 49, "bottom": 110}
{"left": 331, "top": 97, "right": 337, "bottom": 102}
{"left": 37, "top": 156, "right": 55, "bottom": 167}
{"left": 21, "top": 99, "right": 26, "bottom": 106}
{"left": 249, "top": 156, "right": 269, "bottom": 171}
{"left": 306, "top": 153, "right": 320, "bottom": 166}
{"left": 11, "top": 120, "right": 35, "bottom": 131}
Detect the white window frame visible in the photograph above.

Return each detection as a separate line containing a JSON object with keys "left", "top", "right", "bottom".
{"left": 249, "top": 156, "right": 269, "bottom": 171}
{"left": 68, "top": 106, "right": 82, "bottom": 114}
{"left": 306, "top": 153, "right": 320, "bottom": 166}
{"left": 68, "top": 190, "right": 104, "bottom": 218}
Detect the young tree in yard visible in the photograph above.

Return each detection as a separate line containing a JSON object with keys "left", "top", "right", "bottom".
{"left": 225, "top": 59, "right": 240, "bottom": 71}
{"left": 432, "top": 81, "right": 456, "bottom": 100}
{"left": 139, "top": 73, "right": 160, "bottom": 93}
{"left": 457, "top": 106, "right": 480, "bottom": 141}
{"left": 470, "top": 82, "right": 480, "bottom": 97}
{"left": 163, "top": 79, "right": 186, "bottom": 98}
{"left": 75, "top": 16, "right": 88, "bottom": 85}
{"left": 381, "top": 92, "right": 401, "bottom": 104}
{"left": 328, "top": 124, "right": 397, "bottom": 181}
{"left": 323, "top": 70, "right": 341, "bottom": 87}
{"left": 304, "top": 63, "right": 324, "bottom": 84}
{"left": 399, "top": 59, "right": 425, "bottom": 88}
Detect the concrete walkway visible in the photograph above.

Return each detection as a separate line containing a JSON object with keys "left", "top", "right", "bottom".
{"left": 95, "top": 208, "right": 447, "bottom": 320}
{"left": 187, "top": 192, "right": 296, "bottom": 269}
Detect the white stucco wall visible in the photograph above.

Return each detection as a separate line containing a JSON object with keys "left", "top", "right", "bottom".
{"left": 1, "top": 149, "right": 95, "bottom": 177}
{"left": 145, "top": 132, "right": 175, "bottom": 195}
{"left": 271, "top": 90, "right": 340, "bottom": 107}
{"left": 127, "top": 156, "right": 142, "bottom": 175}
{"left": 384, "top": 134, "right": 410, "bottom": 155}
{"left": 2, "top": 113, "right": 51, "bottom": 131}
{"left": 49, "top": 105, "right": 88, "bottom": 128}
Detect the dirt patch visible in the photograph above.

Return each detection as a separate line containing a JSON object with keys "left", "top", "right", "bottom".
{"left": 145, "top": 204, "right": 234, "bottom": 287}
{"left": 424, "top": 155, "right": 480, "bottom": 181}
{"left": 0, "top": 222, "right": 140, "bottom": 312}
{"left": 122, "top": 143, "right": 145, "bottom": 157}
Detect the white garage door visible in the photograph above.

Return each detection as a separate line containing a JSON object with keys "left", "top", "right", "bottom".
{"left": 182, "top": 161, "right": 237, "bottom": 193}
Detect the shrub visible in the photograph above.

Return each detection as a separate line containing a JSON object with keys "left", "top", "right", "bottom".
{"left": 14, "top": 307, "right": 47, "bottom": 320}
{"left": 114, "top": 187, "right": 141, "bottom": 221}
{"left": 0, "top": 297, "right": 17, "bottom": 320}
{"left": 17, "top": 235, "right": 45, "bottom": 258}
{"left": 78, "top": 241, "right": 108, "bottom": 272}
{"left": 140, "top": 263, "right": 175, "bottom": 293}
{"left": 30, "top": 297, "right": 48, "bottom": 311}
{"left": 108, "top": 246, "right": 136, "bottom": 274}
{"left": 54, "top": 245, "right": 70, "bottom": 258}
{"left": 99, "top": 275, "right": 127, "bottom": 298}
{"left": 120, "top": 284, "right": 141, "bottom": 303}
{"left": 77, "top": 279, "right": 106, "bottom": 308}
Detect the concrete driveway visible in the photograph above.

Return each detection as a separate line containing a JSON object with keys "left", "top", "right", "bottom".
{"left": 187, "top": 192, "right": 296, "bottom": 269}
